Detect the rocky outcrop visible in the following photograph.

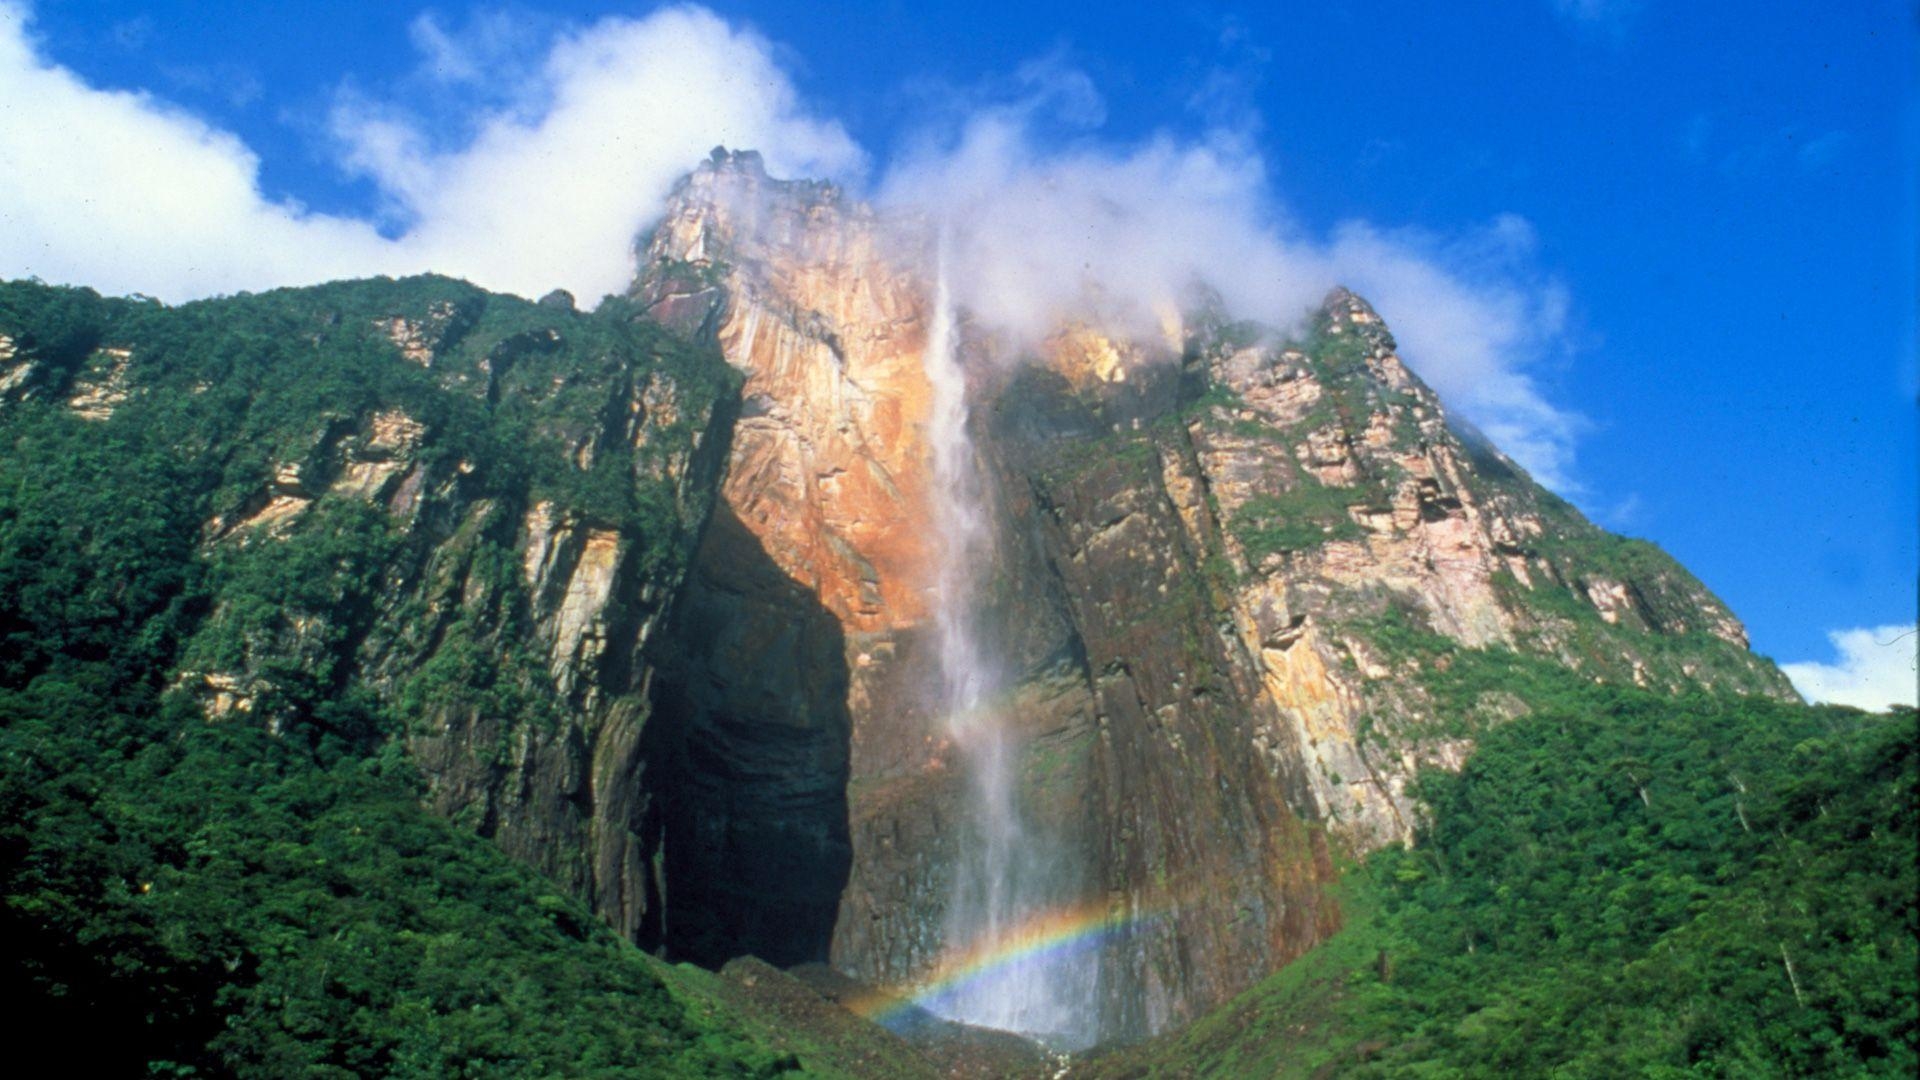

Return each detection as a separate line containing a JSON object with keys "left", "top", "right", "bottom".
{"left": 64, "top": 345, "right": 132, "bottom": 420}
{"left": 994, "top": 293, "right": 1794, "bottom": 861}
{"left": 635, "top": 149, "right": 937, "bottom": 634}
{"left": 372, "top": 299, "right": 474, "bottom": 368}
{"left": 0, "top": 331, "right": 40, "bottom": 401}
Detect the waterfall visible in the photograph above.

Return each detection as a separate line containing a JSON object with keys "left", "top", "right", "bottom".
{"left": 921, "top": 236, "right": 1094, "bottom": 1047}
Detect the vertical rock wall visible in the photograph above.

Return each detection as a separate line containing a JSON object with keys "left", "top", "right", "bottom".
{"left": 627, "top": 151, "right": 1794, "bottom": 1042}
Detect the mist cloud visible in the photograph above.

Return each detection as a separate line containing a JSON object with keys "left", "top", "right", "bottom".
{"left": 2, "top": 1, "right": 1577, "bottom": 486}
{"left": 877, "top": 71, "right": 1582, "bottom": 487}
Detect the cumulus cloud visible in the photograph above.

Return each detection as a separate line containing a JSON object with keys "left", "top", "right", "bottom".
{"left": 0, "top": 2, "right": 860, "bottom": 303}
{"left": 0, "top": 2, "right": 398, "bottom": 299}
{"left": 327, "top": 5, "right": 863, "bottom": 300}
{"left": 878, "top": 70, "right": 1582, "bottom": 487}
{"left": 1782, "top": 626, "right": 1919, "bottom": 712}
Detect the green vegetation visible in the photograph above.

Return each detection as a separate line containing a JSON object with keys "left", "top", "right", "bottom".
{"left": 1091, "top": 686, "right": 1918, "bottom": 1078}
{"left": 1229, "top": 479, "right": 1367, "bottom": 561}
{"left": 1174, "top": 380, "right": 1246, "bottom": 423}
{"left": 1023, "top": 727, "right": 1098, "bottom": 784}
{"left": 1295, "top": 322, "right": 1408, "bottom": 435}
{"left": 1446, "top": 437, "right": 1781, "bottom": 697}
{"left": 646, "top": 255, "right": 733, "bottom": 293}
{"left": 0, "top": 277, "right": 825, "bottom": 1076}
{"left": 1, "top": 686, "right": 802, "bottom": 1078}
{"left": 1480, "top": 563, "right": 1789, "bottom": 698}
{"left": 1031, "top": 425, "right": 1161, "bottom": 489}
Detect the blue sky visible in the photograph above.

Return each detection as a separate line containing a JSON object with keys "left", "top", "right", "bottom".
{"left": 2, "top": 1, "right": 1914, "bottom": 703}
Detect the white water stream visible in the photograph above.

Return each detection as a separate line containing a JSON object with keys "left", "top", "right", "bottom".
{"left": 921, "top": 239, "right": 1094, "bottom": 1046}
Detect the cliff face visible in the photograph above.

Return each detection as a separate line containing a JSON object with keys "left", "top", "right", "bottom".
{"left": 626, "top": 151, "right": 1795, "bottom": 1042}
{"left": 629, "top": 153, "right": 949, "bottom": 969}
{"left": 0, "top": 151, "right": 1796, "bottom": 1050}
{"left": 1008, "top": 291, "right": 1790, "bottom": 855}
{"left": 0, "top": 276, "right": 735, "bottom": 950}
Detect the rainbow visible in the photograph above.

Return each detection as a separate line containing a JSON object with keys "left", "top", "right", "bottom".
{"left": 842, "top": 899, "right": 1172, "bottom": 1032}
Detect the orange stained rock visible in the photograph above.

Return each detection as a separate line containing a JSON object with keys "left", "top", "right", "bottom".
{"left": 703, "top": 211, "right": 939, "bottom": 635}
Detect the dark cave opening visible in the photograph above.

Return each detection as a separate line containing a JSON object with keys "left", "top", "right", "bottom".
{"left": 641, "top": 502, "right": 854, "bottom": 968}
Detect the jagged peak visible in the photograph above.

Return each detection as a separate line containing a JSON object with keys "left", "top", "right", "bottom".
{"left": 664, "top": 145, "right": 846, "bottom": 215}
{"left": 704, "top": 145, "right": 767, "bottom": 177}
{"left": 1320, "top": 285, "right": 1381, "bottom": 326}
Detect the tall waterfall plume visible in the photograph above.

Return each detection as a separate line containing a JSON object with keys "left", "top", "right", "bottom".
{"left": 920, "top": 236, "right": 1096, "bottom": 1047}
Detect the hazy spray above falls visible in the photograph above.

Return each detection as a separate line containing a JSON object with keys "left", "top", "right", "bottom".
{"left": 0, "top": 1, "right": 1577, "bottom": 489}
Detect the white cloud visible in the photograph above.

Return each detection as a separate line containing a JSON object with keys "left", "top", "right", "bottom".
{"left": 878, "top": 73, "right": 1583, "bottom": 488}
{"left": 880, "top": 112, "right": 1319, "bottom": 343}
{"left": 0, "top": 2, "right": 861, "bottom": 304}
{"left": 1782, "top": 625, "right": 1919, "bottom": 712}
{"left": 331, "top": 5, "right": 863, "bottom": 303}
{"left": 0, "top": 1, "right": 399, "bottom": 299}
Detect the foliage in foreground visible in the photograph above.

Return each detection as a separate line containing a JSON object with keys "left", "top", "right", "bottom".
{"left": 2, "top": 687, "right": 803, "bottom": 1078}
{"left": 1090, "top": 683, "right": 1917, "bottom": 1078}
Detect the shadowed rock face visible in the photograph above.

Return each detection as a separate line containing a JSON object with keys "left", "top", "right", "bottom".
{"left": 338, "top": 310, "right": 735, "bottom": 948}
{"left": 645, "top": 502, "right": 854, "bottom": 967}
{"left": 626, "top": 151, "right": 1795, "bottom": 1042}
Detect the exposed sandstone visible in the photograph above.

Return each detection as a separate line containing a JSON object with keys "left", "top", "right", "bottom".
{"left": 632, "top": 152, "right": 938, "bottom": 969}
{"left": 637, "top": 150, "right": 936, "bottom": 634}
{"left": 0, "top": 334, "right": 29, "bottom": 400}
{"left": 65, "top": 345, "right": 132, "bottom": 420}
